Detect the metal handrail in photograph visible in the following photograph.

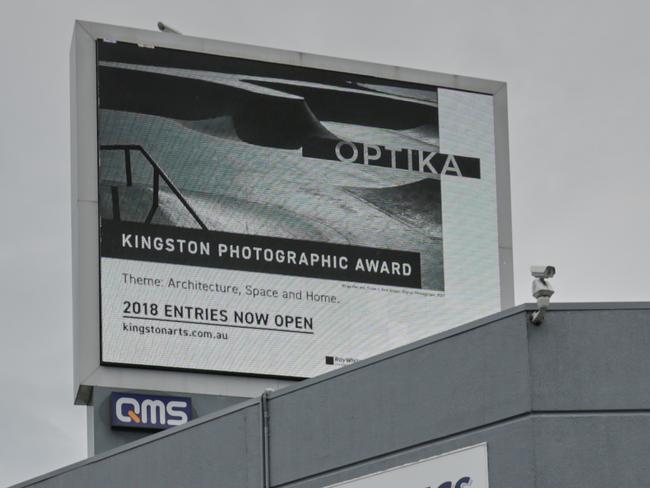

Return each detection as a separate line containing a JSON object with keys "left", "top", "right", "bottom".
{"left": 100, "top": 144, "right": 207, "bottom": 230}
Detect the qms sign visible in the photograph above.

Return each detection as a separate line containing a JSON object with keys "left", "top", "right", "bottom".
{"left": 111, "top": 392, "right": 192, "bottom": 430}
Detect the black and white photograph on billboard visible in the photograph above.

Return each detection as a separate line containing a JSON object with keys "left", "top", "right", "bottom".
{"left": 96, "top": 40, "right": 501, "bottom": 378}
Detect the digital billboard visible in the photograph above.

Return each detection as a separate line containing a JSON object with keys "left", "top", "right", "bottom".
{"left": 95, "top": 40, "right": 509, "bottom": 379}
{"left": 72, "top": 22, "right": 511, "bottom": 394}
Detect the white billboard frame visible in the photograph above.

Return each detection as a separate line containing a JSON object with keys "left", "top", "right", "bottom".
{"left": 71, "top": 20, "right": 512, "bottom": 404}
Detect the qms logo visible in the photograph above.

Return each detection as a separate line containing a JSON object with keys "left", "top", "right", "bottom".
{"left": 434, "top": 478, "right": 472, "bottom": 488}
{"left": 111, "top": 392, "right": 192, "bottom": 430}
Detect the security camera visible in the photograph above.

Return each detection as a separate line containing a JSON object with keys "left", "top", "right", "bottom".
{"left": 530, "top": 265, "right": 556, "bottom": 279}
{"left": 530, "top": 265, "right": 556, "bottom": 325}
{"left": 532, "top": 277, "right": 554, "bottom": 299}
{"left": 157, "top": 22, "right": 182, "bottom": 34}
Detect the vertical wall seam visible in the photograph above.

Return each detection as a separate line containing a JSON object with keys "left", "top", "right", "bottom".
{"left": 260, "top": 391, "right": 271, "bottom": 488}
{"left": 525, "top": 317, "right": 539, "bottom": 488}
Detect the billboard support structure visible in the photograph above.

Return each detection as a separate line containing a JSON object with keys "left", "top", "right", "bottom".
{"left": 71, "top": 20, "right": 512, "bottom": 404}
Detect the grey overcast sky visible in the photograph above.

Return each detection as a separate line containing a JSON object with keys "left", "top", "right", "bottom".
{"left": 1, "top": 0, "right": 649, "bottom": 485}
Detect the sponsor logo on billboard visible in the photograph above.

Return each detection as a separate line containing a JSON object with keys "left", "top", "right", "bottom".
{"left": 110, "top": 392, "right": 192, "bottom": 430}
{"left": 325, "top": 355, "right": 359, "bottom": 366}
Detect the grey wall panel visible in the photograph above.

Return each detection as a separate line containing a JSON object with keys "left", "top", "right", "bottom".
{"left": 27, "top": 404, "right": 262, "bottom": 488}
{"left": 268, "top": 314, "right": 531, "bottom": 485}
{"left": 533, "top": 414, "right": 650, "bottom": 487}
{"left": 17, "top": 305, "right": 650, "bottom": 488}
{"left": 281, "top": 417, "right": 535, "bottom": 488}
{"left": 529, "top": 309, "right": 650, "bottom": 410}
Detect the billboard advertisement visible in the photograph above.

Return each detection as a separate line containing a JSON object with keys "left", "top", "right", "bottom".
{"left": 89, "top": 35, "right": 509, "bottom": 380}
{"left": 324, "top": 444, "right": 488, "bottom": 488}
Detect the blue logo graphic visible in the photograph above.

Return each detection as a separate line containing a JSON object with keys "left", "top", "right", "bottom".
{"left": 111, "top": 392, "right": 192, "bottom": 430}
{"left": 437, "top": 477, "right": 472, "bottom": 488}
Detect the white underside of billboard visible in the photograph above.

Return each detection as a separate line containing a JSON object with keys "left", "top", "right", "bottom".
{"left": 99, "top": 77, "right": 499, "bottom": 378}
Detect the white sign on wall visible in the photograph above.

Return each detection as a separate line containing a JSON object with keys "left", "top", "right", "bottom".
{"left": 324, "top": 444, "right": 489, "bottom": 488}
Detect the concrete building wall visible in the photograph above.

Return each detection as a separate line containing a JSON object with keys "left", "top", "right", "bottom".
{"left": 14, "top": 303, "right": 650, "bottom": 488}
